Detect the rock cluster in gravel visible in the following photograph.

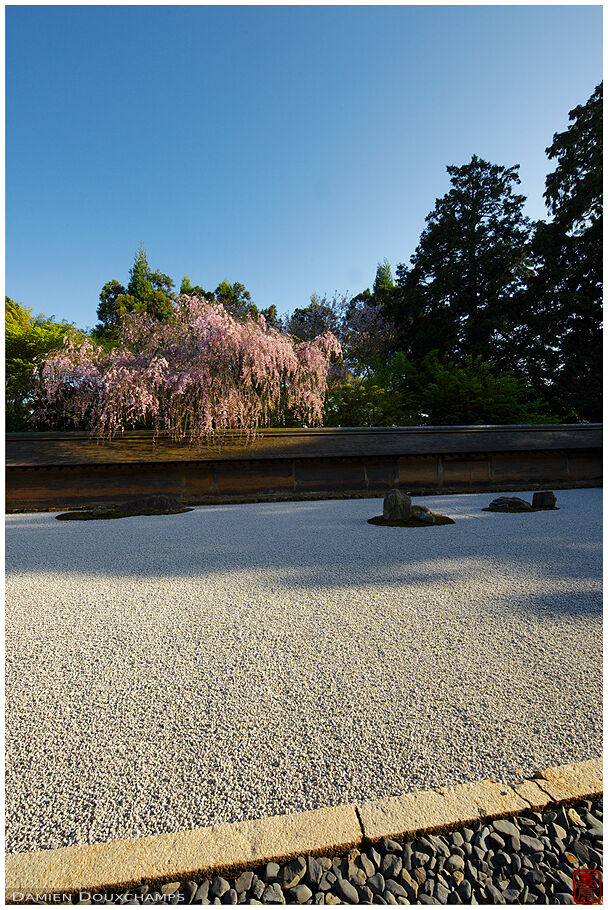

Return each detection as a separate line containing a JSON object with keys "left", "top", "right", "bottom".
{"left": 75, "top": 798, "right": 602, "bottom": 905}
{"left": 484, "top": 492, "right": 559, "bottom": 514}
{"left": 56, "top": 495, "right": 193, "bottom": 521}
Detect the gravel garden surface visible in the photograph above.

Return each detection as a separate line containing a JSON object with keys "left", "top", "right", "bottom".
{"left": 5, "top": 488, "right": 602, "bottom": 855}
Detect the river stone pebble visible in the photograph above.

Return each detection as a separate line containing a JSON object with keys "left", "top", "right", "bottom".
{"left": 234, "top": 872, "right": 253, "bottom": 894}
{"left": 85, "top": 797, "right": 601, "bottom": 906}
{"left": 278, "top": 857, "right": 306, "bottom": 889}
{"left": 264, "top": 863, "right": 281, "bottom": 883}
{"left": 359, "top": 853, "right": 375, "bottom": 878}
{"left": 335, "top": 878, "right": 359, "bottom": 903}
{"left": 289, "top": 884, "right": 313, "bottom": 903}
{"left": 210, "top": 878, "right": 230, "bottom": 899}
{"left": 568, "top": 808, "right": 584, "bottom": 826}
{"left": 445, "top": 854, "right": 465, "bottom": 873}
{"left": 473, "top": 825, "right": 490, "bottom": 849}
{"left": 399, "top": 868, "right": 418, "bottom": 896}
{"left": 427, "top": 835, "right": 450, "bottom": 858}
{"left": 262, "top": 883, "right": 285, "bottom": 904}
{"left": 178, "top": 881, "right": 197, "bottom": 903}
{"left": 434, "top": 881, "right": 449, "bottom": 903}
{"left": 382, "top": 838, "right": 403, "bottom": 854}
{"left": 521, "top": 834, "right": 545, "bottom": 852}
{"left": 381, "top": 853, "right": 402, "bottom": 878}
{"left": 195, "top": 881, "right": 211, "bottom": 902}
{"left": 370, "top": 847, "right": 382, "bottom": 869}
{"left": 492, "top": 818, "right": 519, "bottom": 839}
{"left": 318, "top": 873, "right": 333, "bottom": 892}
{"left": 384, "top": 879, "right": 408, "bottom": 897}
{"left": 306, "top": 856, "right": 323, "bottom": 888}
{"left": 368, "top": 873, "right": 386, "bottom": 894}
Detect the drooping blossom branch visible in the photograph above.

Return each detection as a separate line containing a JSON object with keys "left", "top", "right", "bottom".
{"left": 34, "top": 295, "right": 342, "bottom": 442}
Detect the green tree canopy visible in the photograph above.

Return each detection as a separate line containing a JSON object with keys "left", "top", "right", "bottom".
{"left": 179, "top": 275, "right": 214, "bottom": 299}
{"left": 94, "top": 244, "right": 175, "bottom": 340}
{"left": 526, "top": 82, "right": 602, "bottom": 421}
{"left": 388, "top": 156, "right": 533, "bottom": 371}
{"left": 6, "top": 296, "right": 85, "bottom": 430}
{"left": 372, "top": 258, "right": 394, "bottom": 303}
{"left": 323, "top": 350, "right": 552, "bottom": 427}
{"left": 213, "top": 279, "right": 258, "bottom": 320}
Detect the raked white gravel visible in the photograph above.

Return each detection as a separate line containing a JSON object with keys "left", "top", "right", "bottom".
{"left": 6, "top": 488, "right": 602, "bottom": 854}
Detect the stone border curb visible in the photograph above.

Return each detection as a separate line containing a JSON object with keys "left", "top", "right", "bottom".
{"left": 5, "top": 758, "right": 602, "bottom": 903}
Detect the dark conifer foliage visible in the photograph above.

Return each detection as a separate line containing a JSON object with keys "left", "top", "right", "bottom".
{"left": 525, "top": 83, "right": 602, "bottom": 420}
{"left": 387, "top": 156, "right": 534, "bottom": 371}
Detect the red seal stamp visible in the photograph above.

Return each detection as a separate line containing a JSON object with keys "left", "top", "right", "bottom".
{"left": 574, "top": 869, "right": 602, "bottom": 904}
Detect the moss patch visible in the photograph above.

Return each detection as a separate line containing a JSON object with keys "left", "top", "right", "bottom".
{"left": 368, "top": 513, "right": 455, "bottom": 527}
{"left": 56, "top": 508, "right": 194, "bottom": 521}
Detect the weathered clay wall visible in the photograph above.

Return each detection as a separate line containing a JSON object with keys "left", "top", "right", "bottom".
{"left": 5, "top": 425, "right": 602, "bottom": 511}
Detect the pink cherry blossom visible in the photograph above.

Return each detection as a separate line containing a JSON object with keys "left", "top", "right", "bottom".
{"left": 34, "top": 295, "right": 342, "bottom": 442}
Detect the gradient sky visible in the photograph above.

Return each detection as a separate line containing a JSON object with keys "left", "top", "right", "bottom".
{"left": 6, "top": 5, "right": 603, "bottom": 331}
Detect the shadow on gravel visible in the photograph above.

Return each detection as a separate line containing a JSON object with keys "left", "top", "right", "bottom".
{"left": 5, "top": 493, "right": 601, "bottom": 614}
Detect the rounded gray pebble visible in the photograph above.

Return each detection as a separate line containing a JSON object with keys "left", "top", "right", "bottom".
{"left": 335, "top": 878, "right": 359, "bottom": 903}
{"left": 368, "top": 873, "right": 386, "bottom": 894}
{"left": 289, "top": 884, "right": 313, "bottom": 903}
{"left": 261, "top": 883, "right": 285, "bottom": 905}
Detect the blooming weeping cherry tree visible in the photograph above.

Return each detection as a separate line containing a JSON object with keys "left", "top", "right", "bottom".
{"left": 35, "top": 295, "right": 342, "bottom": 442}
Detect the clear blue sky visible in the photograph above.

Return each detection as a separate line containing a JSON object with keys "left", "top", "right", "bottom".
{"left": 6, "top": 5, "right": 602, "bottom": 331}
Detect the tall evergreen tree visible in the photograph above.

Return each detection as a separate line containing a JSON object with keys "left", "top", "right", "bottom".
{"left": 94, "top": 244, "right": 175, "bottom": 340}
{"left": 387, "top": 156, "right": 533, "bottom": 370}
{"left": 526, "top": 83, "right": 602, "bottom": 421}
{"left": 372, "top": 258, "right": 394, "bottom": 302}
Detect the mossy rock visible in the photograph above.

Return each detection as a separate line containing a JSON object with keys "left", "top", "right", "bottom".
{"left": 56, "top": 506, "right": 193, "bottom": 521}
{"left": 481, "top": 506, "right": 559, "bottom": 514}
{"left": 368, "top": 512, "right": 455, "bottom": 528}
